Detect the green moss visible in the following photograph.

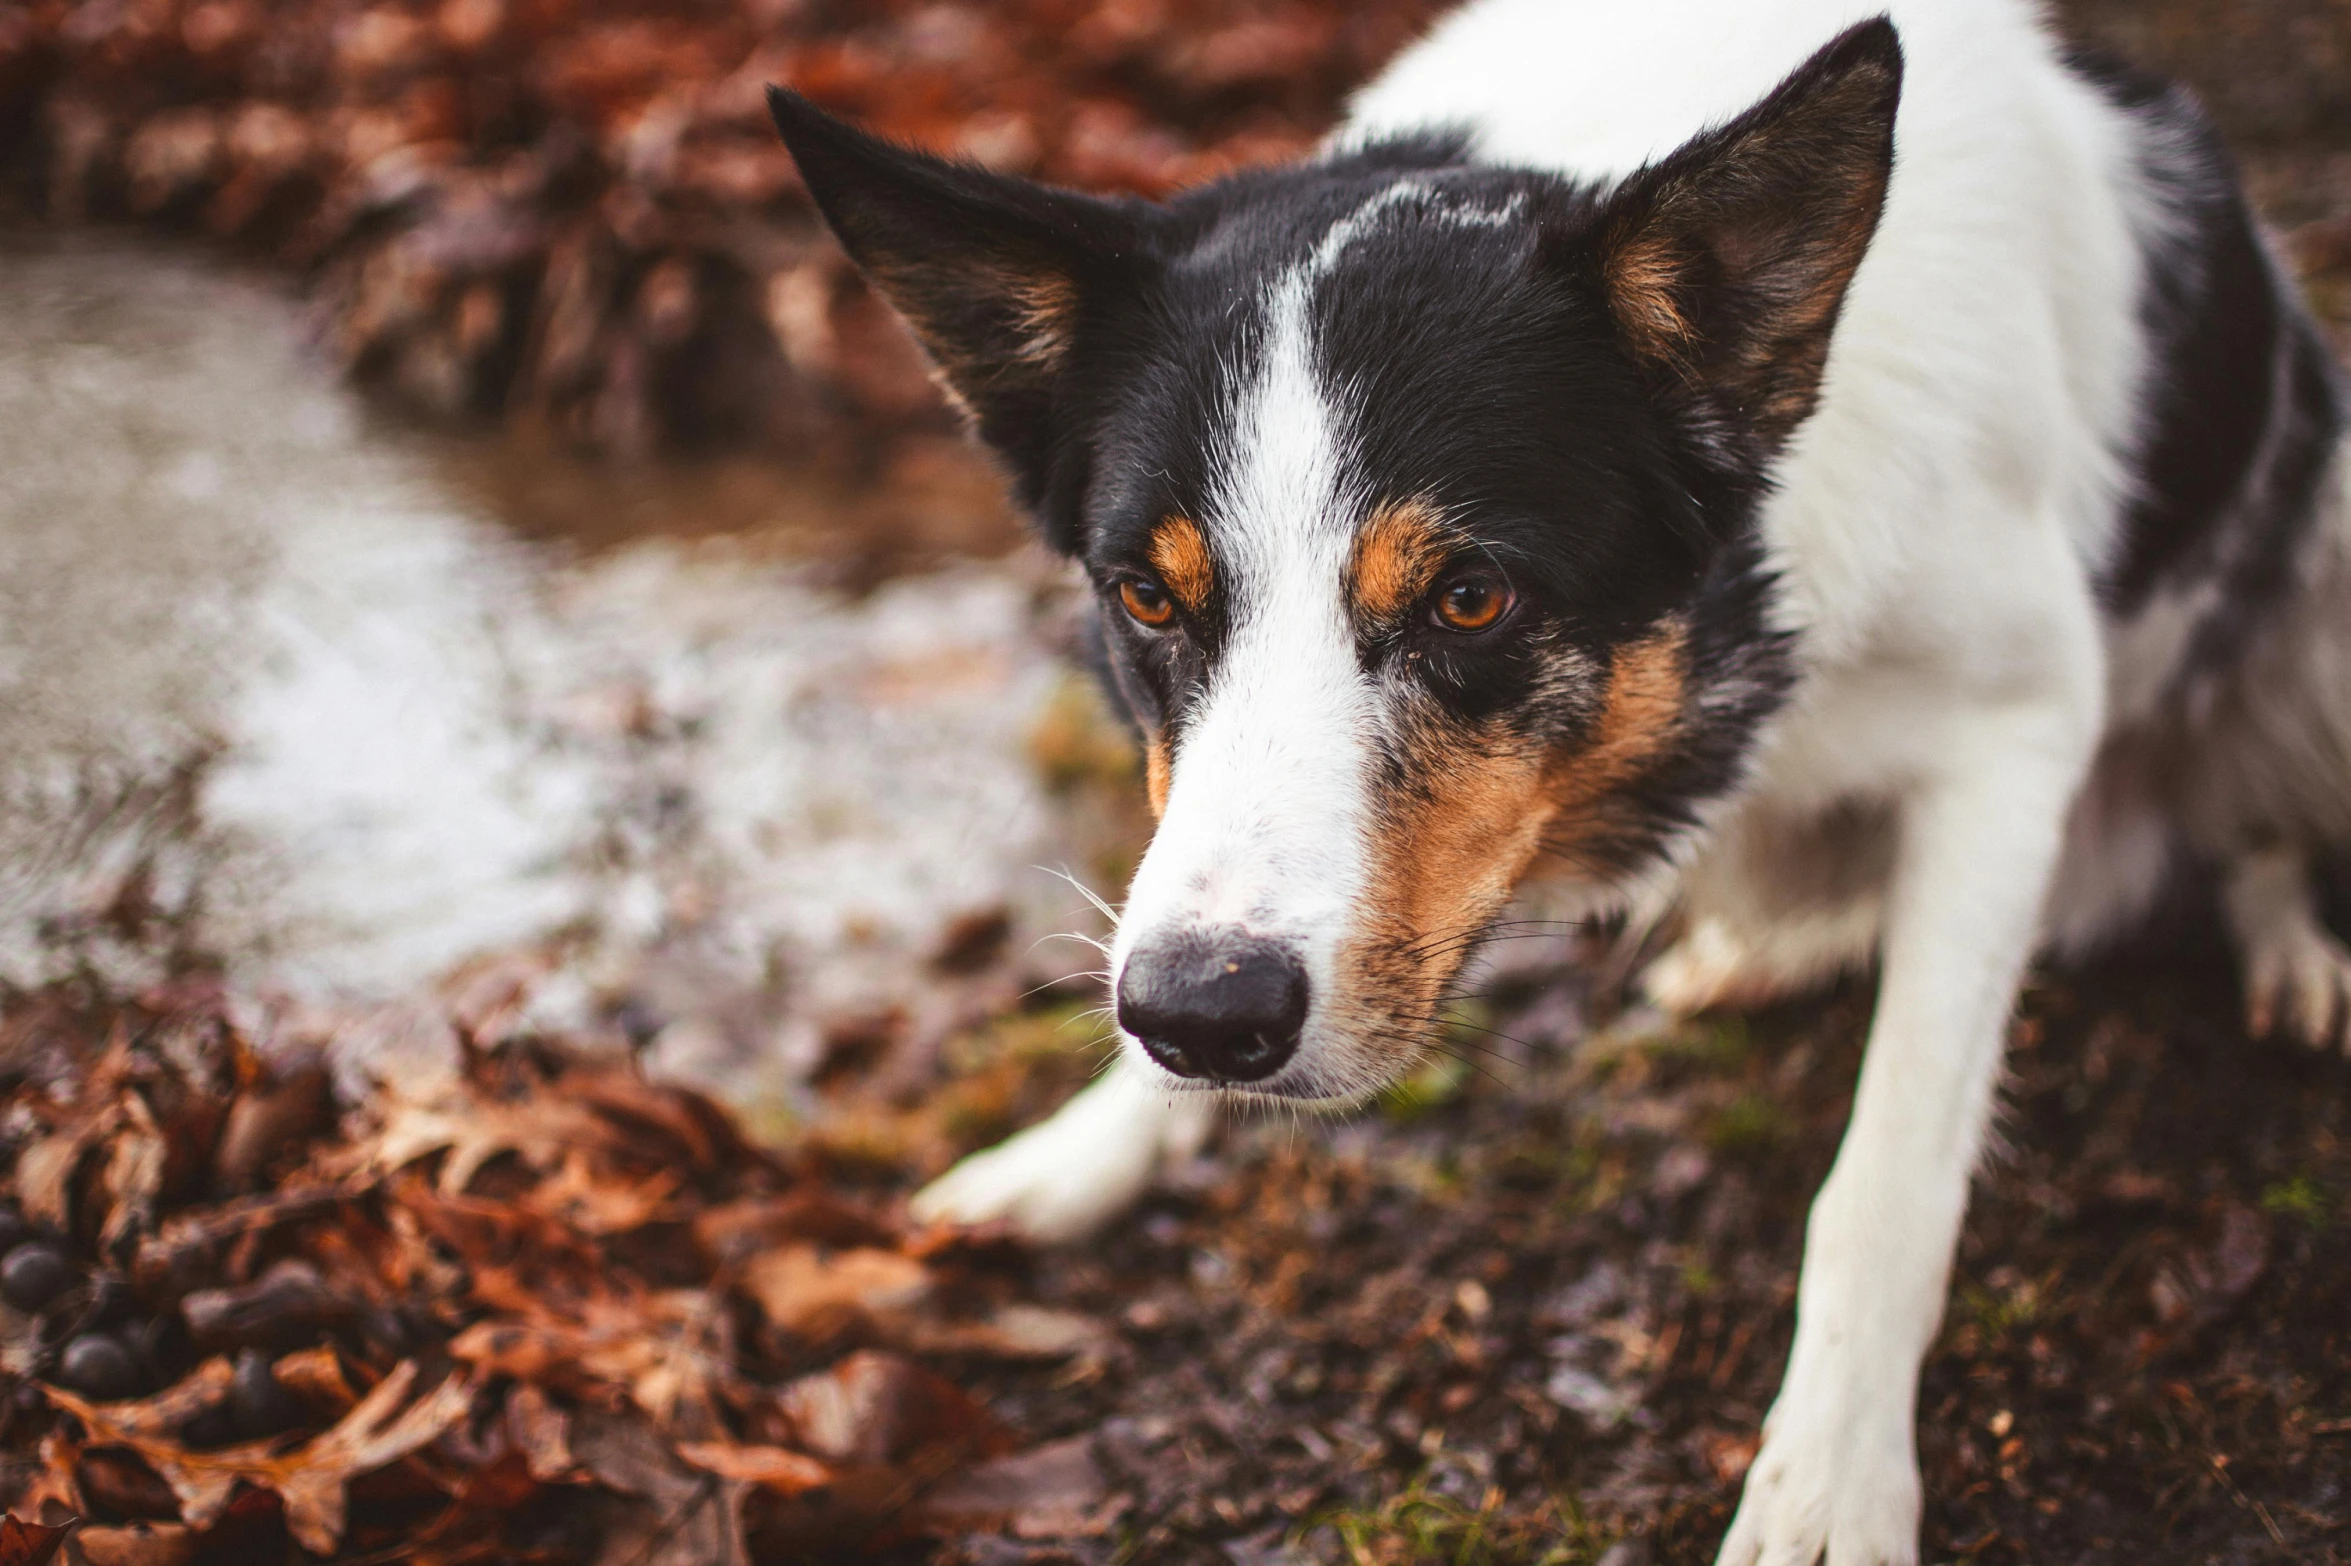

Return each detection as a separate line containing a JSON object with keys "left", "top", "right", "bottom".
{"left": 945, "top": 996, "right": 1116, "bottom": 1073}
{"left": 1704, "top": 1089, "right": 1787, "bottom": 1156}
{"left": 1380, "top": 1052, "right": 1473, "bottom": 1123}
{"left": 1299, "top": 1474, "right": 1616, "bottom": 1566}
{"left": 2260, "top": 1174, "right": 2333, "bottom": 1228}
{"left": 1641, "top": 1013, "right": 1752, "bottom": 1073}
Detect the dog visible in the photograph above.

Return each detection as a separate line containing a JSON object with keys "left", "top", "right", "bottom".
{"left": 767, "top": 1, "right": 2351, "bottom": 1559}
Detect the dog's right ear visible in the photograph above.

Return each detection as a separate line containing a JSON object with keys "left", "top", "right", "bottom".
{"left": 767, "top": 88, "right": 1146, "bottom": 524}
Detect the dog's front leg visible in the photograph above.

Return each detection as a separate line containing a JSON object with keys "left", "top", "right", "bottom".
{"left": 1718, "top": 695, "right": 2096, "bottom": 1566}
{"left": 910, "top": 1062, "right": 1213, "bottom": 1241}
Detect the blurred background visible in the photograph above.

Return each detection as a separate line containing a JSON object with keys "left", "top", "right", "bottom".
{"left": 0, "top": 4, "right": 2348, "bottom": 1561}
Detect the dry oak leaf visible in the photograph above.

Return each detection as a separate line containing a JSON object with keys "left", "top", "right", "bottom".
{"left": 332, "top": 1083, "right": 617, "bottom": 1194}
{"left": 0, "top": 1515, "right": 71, "bottom": 1566}
{"left": 745, "top": 1245, "right": 930, "bottom": 1340}
{"left": 450, "top": 1286, "right": 732, "bottom": 1424}
{"left": 47, "top": 1360, "right": 474, "bottom": 1552}
{"left": 674, "top": 1441, "right": 833, "bottom": 1494}
{"left": 504, "top": 1383, "right": 577, "bottom": 1482}
{"left": 15, "top": 1101, "right": 120, "bottom": 1231}
{"left": 521, "top": 1150, "right": 680, "bottom": 1235}
{"left": 68, "top": 1522, "right": 193, "bottom": 1566}
{"left": 895, "top": 1304, "right": 1112, "bottom": 1363}
{"left": 97, "top": 1094, "right": 169, "bottom": 1253}
{"left": 777, "top": 1351, "right": 1005, "bottom": 1469}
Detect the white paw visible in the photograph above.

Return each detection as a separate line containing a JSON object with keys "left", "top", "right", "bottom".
{"left": 1643, "top": 919, "right": 1780, "bottom": 1016}
{"left": 1716, "top": 1397, "right": 1921, "bottom": 1566}
{"left": 2242, "top": 916, "right": 2351, "bottom": 1053}
{"left": 909, "top": 1065, "right": 1211, "bottom": 1243}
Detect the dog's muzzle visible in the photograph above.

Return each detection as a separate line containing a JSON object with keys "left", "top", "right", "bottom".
{"left": 1116, "top": 927, "right": 1309, "bottom": 1085}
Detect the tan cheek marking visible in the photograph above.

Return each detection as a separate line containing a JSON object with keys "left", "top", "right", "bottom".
{"left": 1540, "top": 619, "right": 1691, "bottom": 872}
{"left": 1346, "top": 499, "right": 1451, "bottom": 626}
{"left": 1148, "top": 516, "right": 1214, "bottom": 613}
{"left": 1339, "top": 620, "right": 1692, "bottom": 1033}
{"left": 1143, "top": 731, "right": 1171, "bottom": 819}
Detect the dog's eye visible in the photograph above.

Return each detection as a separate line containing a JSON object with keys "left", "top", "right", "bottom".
{"left": 1117, "top": 578, "right": 1178, "bottom": 629}
{"left": 1432, "top": 574, "right": 1512, "bottom": 633}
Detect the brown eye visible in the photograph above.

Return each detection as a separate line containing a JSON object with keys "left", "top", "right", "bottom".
{"left": 1433, "top": 574, "right": 1511, "bottom": 632}
{"left": 1118, "top": 578, "right": 1177, "bottom": 628}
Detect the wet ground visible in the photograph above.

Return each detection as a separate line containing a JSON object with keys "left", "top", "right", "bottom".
{"left": 0, "top": 229, "right": 1144, "bottom": 1126}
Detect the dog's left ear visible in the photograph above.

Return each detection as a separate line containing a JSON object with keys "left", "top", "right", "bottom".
{"left": 766, "top": 87, "right": 1146, "bottom": 524}
{"left": 1589, "top": 18, "right": 1903, "bottom": 450}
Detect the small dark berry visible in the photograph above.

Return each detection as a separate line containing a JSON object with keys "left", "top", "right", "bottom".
{"left": 57, "top": 1332, "right": 141, "bottom": 1401}
{"left": 229, "top": 1347, "right": 303, "bottom": 1440}
{"left": 0, "top": 1206, "right": 29, "bottom": 1255}
{"left": 1, "top": 1243, "right": 76, "bottom": 1312}
{"left": 179, "top": 1404, "right": 240, "bottom": 1449}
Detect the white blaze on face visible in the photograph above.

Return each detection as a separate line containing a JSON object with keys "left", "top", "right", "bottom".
{"left": 1108, "top": 202, "right": 1411, "bottom": 1095}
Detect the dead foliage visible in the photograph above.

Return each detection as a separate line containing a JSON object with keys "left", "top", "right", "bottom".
{"left": 0, "top": 0, "right": 1446, "bottom": 456}
{"left": 965, "top": 941, "right": 2351, "bottom": 1565}
{"left": 0, "top": 979, "right": 1113, "bottom": 1563}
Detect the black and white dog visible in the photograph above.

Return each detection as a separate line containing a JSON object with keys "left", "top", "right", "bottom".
{"left": 769, "top": 2, "right": 2350, "bottom": 1560}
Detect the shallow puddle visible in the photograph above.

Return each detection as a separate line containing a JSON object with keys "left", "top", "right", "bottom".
{"left": 0, "top": 231, "right": 1127, "bottom": 1108}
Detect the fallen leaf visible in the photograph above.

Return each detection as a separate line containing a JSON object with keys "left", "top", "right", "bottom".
{"left": 521, "top": 1150, "right": 679, "bottom": 1235}
{"left": 898, "top": 1304, "right": 1111, "bottom": 1362}
{"left": 48, "top": 1360, "right": 474, "bottom": 1551}
{"left": 504, "top": 1384, "right": 576, "bottom": 1482}
{"left": 213, "top": 1066, "right": 331, "bottom": 1191}
{"left": 0, "top": 1515, "right": 72, "bottom": 1566}
{"left": 133, "top": 1187, "right": 351, "bottom": 1293}
{"left": 96, "top": 1097, "right": 168, "bottom": 1253}
{"left": 692, "top": 1192, "right": 895, "bottom": 1264}
{"left": 271, "top": 1345, "right": 360, "bottom": 1415}
{"left": 674, "top": 1441, "right": 832, "bottom": 1494}
{"left": 744, "top": 1245, "right": 931, "bottom": 1340}
{"left": 68, "top": 1522, "right": 193, "bottom": 1566}
{"left": 776, "top": 1351, "right": 1004, "bottom": 1468}
{"left": 336, "top": 1085, "right": 615, "bottom": 1195}
{"left": 48, "top": 1358, "right": 235, "bottom": 1442}
{"left": 918, "top": 1437, "right": 1112, "bottom": 1539}
{"left": 16, "top": 1109, "right": 116, "bottom": 1231}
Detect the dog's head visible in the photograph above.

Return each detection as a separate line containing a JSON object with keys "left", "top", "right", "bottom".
{"left": 770, "top": 21, "right": 1899, "bottom": 1102}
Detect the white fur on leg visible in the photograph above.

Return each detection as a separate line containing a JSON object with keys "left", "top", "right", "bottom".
{"left": 1641, "top": 909, "right": 1873, "bottom": 1017}
{"left": 909, "top": 1064, "right": 1213, "bottom": 1242}
{"left": 2225, "top": 846, "right": 2351, "bottom": 1052}
{"left": 1719, "top": 682, "right": 2100, "bottom": 1566}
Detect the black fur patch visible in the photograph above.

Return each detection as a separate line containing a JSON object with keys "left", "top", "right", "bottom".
{"left": 769, "top": 29, "right": 1896, "bottom": 889}
{"left": 2071, "top": 50, "right": 2346, "bottom": 642}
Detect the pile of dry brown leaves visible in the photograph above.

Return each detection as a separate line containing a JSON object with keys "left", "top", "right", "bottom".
{"left": 0, "top": 980, "right": 1112, "bottom": 1564}
{"left": 0, "top": 0, "right": 1445, "bottom": 455}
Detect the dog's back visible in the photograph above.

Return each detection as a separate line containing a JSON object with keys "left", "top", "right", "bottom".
{"left": 1351, "top": 0, "right": 2350, "bottom": 959}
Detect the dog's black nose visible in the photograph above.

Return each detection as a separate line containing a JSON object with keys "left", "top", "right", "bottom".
{"left": 1116, "top": 930, "right": 1308, "bottom": 1084}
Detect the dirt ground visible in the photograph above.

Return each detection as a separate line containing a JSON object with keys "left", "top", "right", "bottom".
{"left": 893, "top": 928, "right": 2351, "bottom": 1564}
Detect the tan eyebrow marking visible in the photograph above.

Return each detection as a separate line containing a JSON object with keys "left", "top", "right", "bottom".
{"left": 1148, "top": 515, "right": 1215, "bottom": 611}
{"left": 1346, "top": 497, "right": 1455, "bottom": 626}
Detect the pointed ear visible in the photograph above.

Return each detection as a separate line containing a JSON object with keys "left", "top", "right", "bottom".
{"left": 766, "top": 87, "right": 1144, "bottom": 512}
{"left": 1592, "top": 18, "right": 1902, "bottom": 450}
